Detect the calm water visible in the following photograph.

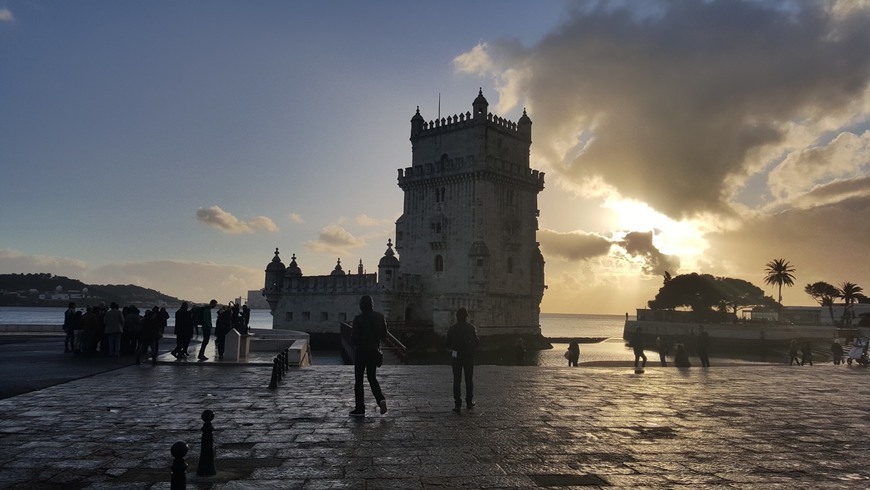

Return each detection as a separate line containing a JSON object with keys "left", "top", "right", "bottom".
{"left": 0, "top": 307, "right": 631, "bottom": 366}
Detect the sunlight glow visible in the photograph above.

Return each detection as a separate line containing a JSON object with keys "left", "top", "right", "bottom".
{"left": 604, "top": 198, "right": 708, "bottom": 258}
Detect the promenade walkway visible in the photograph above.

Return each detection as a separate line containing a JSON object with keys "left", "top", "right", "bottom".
{"left": 0, "top": 353, "right": 868, "bottom": 488}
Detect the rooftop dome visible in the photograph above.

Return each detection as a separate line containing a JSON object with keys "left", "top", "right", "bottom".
{"left": 518, "top": 108, "right": 532, "bottom": 125}
{"left": 266, "top": 248, "right": 286, "bottom": 274}
{"left": 378, "top": 239, "right": 400, "bottom": 268}
{"left": 285, "top": 253, "right": 302, "bottom": 277}
{"left": 330, "top": 258, "right": 346, "bottom": 276}
{"left": 473, "top": 88, "right": 488, "bottom": 107}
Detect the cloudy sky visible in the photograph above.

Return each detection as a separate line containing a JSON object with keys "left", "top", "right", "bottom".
{"left": 1, "top": 1, "right": 868, "bottom": 314}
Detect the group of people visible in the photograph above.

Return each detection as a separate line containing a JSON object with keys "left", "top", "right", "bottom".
{"left": 630, "top": 325, "right": 711, "bottom": 369}
{"left": 63, "top": 301, "right": 170, "bottom": 362}
{"left": 349, "top": 296, "right": 479, "bottom": 417}
{"left": 63, "top": 299, "right": 251, "bottom": 364}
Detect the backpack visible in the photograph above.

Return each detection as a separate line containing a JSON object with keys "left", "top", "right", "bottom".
{"left": 190, "top": 306, "right": 204, "bottom": 326}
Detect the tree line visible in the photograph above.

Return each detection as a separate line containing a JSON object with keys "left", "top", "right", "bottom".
{"left": 647, "top": 258, "right": 866, "bottom": 326}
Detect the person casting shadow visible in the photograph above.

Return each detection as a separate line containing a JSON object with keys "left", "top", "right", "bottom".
{"left": 349, "top": 295, "right": 388, "bottom": 417}
{"left": 446, "top": 307, "right": 479, "bottom": 413}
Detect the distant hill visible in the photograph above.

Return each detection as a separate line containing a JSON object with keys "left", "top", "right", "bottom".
{"left": 0, "top": 273, "right": 185, "bottom": 307}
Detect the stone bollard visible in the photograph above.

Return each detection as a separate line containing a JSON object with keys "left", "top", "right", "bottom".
{"left": 276, "top": 357, "right": 283, "bottom": 381}
{"left": 196, "top": 410, "right": 216, "bottom": 477}
{"left": 170, "top": 441, "right": 188, "bottom": 490}
{"left": 283, "top": 348, "right": 290, "bottom": 371}
{"left": 268, "top": 361, "right": 278, "bottom": 389}
{"left": 281, "top": 351, "right": 288, "bottom": 373}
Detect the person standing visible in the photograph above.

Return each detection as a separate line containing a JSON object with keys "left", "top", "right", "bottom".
{"left": 137, "top": 309, "right": 160, "bottom": 365}
{"left": 674, "top": 343, "right": 692, "bottom": 367}
{"left": 122, "top": 306, "right": 141, "bottom": 355}
{"left": 349, "top": 295, "right": 388, "bottom": 417}
{"left": 63, "top": 302, "right": 77, "bottom": 353}
{"left": 446, "top": 307, "right": 479, "bottom": 414}
{"left": 566, "top": 340, "right": 580, "bottom": 367}
{"left": 172, "top": 302, "right": 193, "bottom": 359}
{"left": 801, "top": 341, "right": 813, "bottom": 366}
{"left": 789, "top": 339, "right": 801, "bottom": 365}
{"left": 697, "top": 325, "right": 711, "bottom": 367}
{"left": 197, "top": 300, "right": 218, "bottom": 361}
{"left": 631, "top": 327, "right": 647, "bottom": 370}
{"left": 103, "top": 302, "right": 124, "bottom": 357}
{"left": 241, "top": 304, "right": 251, "bottom": 335}
{"left": 214, "top": 305, "right": 233, "bottom": 360}
{"left": 655, "top": 336, "right": 669, "bottom": 367}
{"left": 831, "top": 339, "right": 844, "bottom": 365}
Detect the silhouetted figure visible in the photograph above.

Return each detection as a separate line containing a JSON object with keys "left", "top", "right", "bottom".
{"left": 76, "top": 306, "right": 94, "bottom": 355}
{"left": 157, "top": 307, "right": 170, "bottom": 338}
{"left": 122, "top": 306, "right": 141, "bottom": 355}
{"left": 789, "top": 340, "right": 800, "bottom": 365}
{"left": 656, "top": 336, "right": 669, "bottom": 367}
{"left": 801, "top": 341, "right": 813, "bottom": 366}
{"left": 631, "top": 327, "right": 647, "bottom": 369}
{"left": 831, "top": 339, "right": 844, "bottom": 365}
{"left": 447, "top": 307, "right": 479, "bottom": 413}
{"left": 63, "top": 302, "right": 77, "bottom": 353}
{"left": 214, "top": 305, "right": 233, "bottom": 360}
{"left": 197, "top": 300, "right": 218, "bottom": 361}
{"left": 674, "top": 343, "right": 691, "bottom": 367}
{"left": 241, "top": 304, "right": 251, "bottom": 335}
{"left": 566, "top": 340, "right": 580, "bottom": 367}
{"left": 103, "top": 302, "right": 124, "bottom": 357}
{"left": 697, "top": 325, "right": 710, "bottom": 367}
{"left": 137, "top": 309, "right": 160, "bottom": 365}
{"left": 349, "top": 295, "right": 388, "bottom": 417}
{"left": 172, "top": 302, "right": 193, "bottom": 359}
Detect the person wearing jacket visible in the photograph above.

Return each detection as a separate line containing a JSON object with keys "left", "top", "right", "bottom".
{"left": 103, "top": 302, "right": 124, "bottom": 357}
{"left": 446, "top": 307, "right": 479, "bottom": 413}
{"left": 349, "top": 295, "right": 388, "bottom": 417}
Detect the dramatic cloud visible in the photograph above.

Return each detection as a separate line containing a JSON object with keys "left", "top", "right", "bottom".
{"left": 617, "top": 231, "right": 681, "bottom": 276}
{"left": 455, "top": 0, "right": 870, "bottom": 220}
{"left": 196, "top": 206, "right": 278, "bottom": 234}
{"left": 0, "top": 8, "right": 13, "bottom": 22}
{"left": 538, "top": 229, "right": 612, "bottom": 261}
{"left": 768, "top": 130, "right": 870, "bottom": 205}
{"left": 0, "top": 249, "right": 87, "bottom": 277}
{"left": 304, "top": 225, "right": 366, "bottom": 255}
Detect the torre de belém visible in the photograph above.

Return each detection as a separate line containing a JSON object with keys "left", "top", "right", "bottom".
{"left": 264, "top": 90, "right": 546, "bottom": 347}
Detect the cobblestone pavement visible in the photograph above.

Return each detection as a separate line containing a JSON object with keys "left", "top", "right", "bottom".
{"left": 0, "top": 361, "right": 868, "bottom": 489}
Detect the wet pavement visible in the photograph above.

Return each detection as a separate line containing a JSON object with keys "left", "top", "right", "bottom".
{"left": 0, "top": 338, "right": 869, "bottom": 488}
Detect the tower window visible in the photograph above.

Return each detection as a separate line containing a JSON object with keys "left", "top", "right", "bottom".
{"left": 433, "top": 221, "right": 442, "bottom": 234}
{"left": 435, "top": 255, "right": 444, "bottom": 272}
{"left": 435, "top": 187, "right": 446, "bottom": 203}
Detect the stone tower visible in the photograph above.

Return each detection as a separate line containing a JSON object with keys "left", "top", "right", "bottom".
{"left": 395, "top": 89, "right": 546, "bottom": 335}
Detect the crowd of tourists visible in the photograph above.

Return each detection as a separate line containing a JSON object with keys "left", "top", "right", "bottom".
{"left": 61, "top": 300, "right": 251, "bottom": 364}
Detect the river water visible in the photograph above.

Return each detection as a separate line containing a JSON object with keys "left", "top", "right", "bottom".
{"left": 0, "top": 307, "right": 633, "bottom": 366}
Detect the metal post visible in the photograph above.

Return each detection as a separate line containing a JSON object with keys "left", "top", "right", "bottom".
{"left": 170, "top": 441, "right": 188, "bottom": 490}
{"left": 196, "top": 410, "right": 216, "bottom": 477}
{"left": 268, "top": 361, "right": 278, "bottom": 389}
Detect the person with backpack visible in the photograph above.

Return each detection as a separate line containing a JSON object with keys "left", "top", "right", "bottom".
{"left": 349, "top": 295, "right": 388, "bottom": 417}
{"left": 446, "top": 307, "right": 479, "bottom": 414}
{"left": 197, "top": 299, "right": 218, "bottom": 361}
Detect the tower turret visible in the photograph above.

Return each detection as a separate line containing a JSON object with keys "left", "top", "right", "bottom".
{"left": 410, "top": 106, "right": 424, "bottom": 140}
{"left": 377, "top": 239, "right": 400, "bottom": 289}
{"left": 264, "top": 248, "right": 285, "bottom": 312}
{"left": 472, "top": 88, "right": 489, "bottom": 121}
{"left": 518, "top": 108, "right": 532, "bottom": 142}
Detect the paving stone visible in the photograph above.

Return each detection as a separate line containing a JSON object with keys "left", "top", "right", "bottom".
{"left": 1, "top": 363, "right": 870, "bottom": 487}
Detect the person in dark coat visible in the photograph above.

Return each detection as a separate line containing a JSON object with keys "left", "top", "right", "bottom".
{"left": 349, "top": 295, "right": 388, "bottom": 417}
{"left": 446, "top": 307, "right": 479, "bottom": 413}
{"left": 566, "top": 340, "right": 580, "bottom": 367}
{"left": 241, "top": 304, "right": 251, "bottom": 335}
{"left": 136, "top": 309, "right": 160, "bottom": 365}
{"left": 63, "top": 302, "right": 77, "bottom": 353}
{"left": 801, "top": 341, "right": 813, "bottom": 366}
{"left": 631, "top": 327, "right": 647, "bottom": 369}
{"left": 831, "top": 339, "right": 844, "bottom": 365}
{"left": 172, "top": 302, "right": 193, "bottom": 359}
{"left": 674, "top": 343, "right": 691, "bottom": 367}
{"left": 214, "top": 305, "right": 233, "bottom": 360}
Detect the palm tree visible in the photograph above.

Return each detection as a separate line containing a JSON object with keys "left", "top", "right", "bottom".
{"left": 837, "top": 282, "right": 865, "bottom": 327}
{"left": 764, "top": 259, "right": 796, "bottom": 305}
{"left": 804, "top": 282, "right": 838, "bottom": 324}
